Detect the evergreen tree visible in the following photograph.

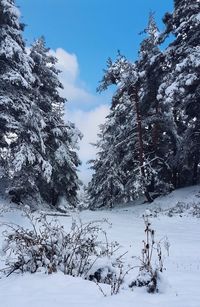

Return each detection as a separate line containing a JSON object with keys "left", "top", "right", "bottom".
{"left": 137, "top": 14, "right": 174, "bottom": 195}
{"left": 0, "top": 0, "right": 50, "bottom": 203}
{"left": 158, "top": 0, "right": 200, "bottom": 187}
{"left": 88, "top": 54, "right": 154, "bottom": 208}
{"left": 30, "top": 38, "right": 82, "bottom": 207}
{"left": 88, "top": 91, "right": 138, "bottom": 208}
{"left": 0, "top": 2, "right": 82, "bottom": 207}
{"left": 0, "top": 0, "right": 33, "bottom": 155}
{"left": 88, "top": 15, "right": 169, "bottom": 208}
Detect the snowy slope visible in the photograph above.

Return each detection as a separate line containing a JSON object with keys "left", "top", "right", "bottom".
{"left": 0, "top": 186, "right": 200, "bottom": 307}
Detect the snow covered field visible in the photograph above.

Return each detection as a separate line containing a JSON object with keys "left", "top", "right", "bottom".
{"left": 0, "top": 186, "right": 200, "bottom": 307}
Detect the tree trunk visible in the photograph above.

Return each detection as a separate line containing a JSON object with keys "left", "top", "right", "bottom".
{"left": 130, "top": 84, "right": 153, "bottom": 203}
{"left": 172, "top": 169, "right": 178, "bottom": 189}
{"left": 192, "top": 156, "right": 198, "bottom": 185}
{"left": 152, "top": 104, "right": 159, "bottom": 148}
{"left": 109, "top": 177, "right": 114, "bottom": 208}
{"left": 51, "top": 189, "right": 59, "bottom": 207}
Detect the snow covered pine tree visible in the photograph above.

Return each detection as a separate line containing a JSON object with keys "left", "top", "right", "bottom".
{"left": 30, "top": 37, "right": 82, "bottom": 208}
{"left": 88, "top": 55, "right": 141, "bottom": 208}
{"left": 88, "top": 15, "right": 167, "bottom": 209}
{"left": 158, "top": 0, "right": 200, "bottom": 188}
{"left": 0, "top": 1, "right": 82, "bottom": 208}
{"left": 0, "top": 0, "right": 46, "bottom": 203}
{"left": 136, "top": 13, "right": 176, "bottom": 196}
{"left": 88, "top": 53, "right": 155, "bottom": 208}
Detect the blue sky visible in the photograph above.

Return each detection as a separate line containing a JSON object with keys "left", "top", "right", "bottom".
{"left": 16, "top": 0, "right": 174, "bottom": 183}
{"left": 17, "top": 0, "right": 173, "bottom": 92}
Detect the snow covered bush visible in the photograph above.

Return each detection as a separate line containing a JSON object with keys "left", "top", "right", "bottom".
{"left": 129, "top": 212, "right": 169, "bottom": 293}
{"left": 0, "top": 208, "right": 120, "bottom": 281}
{"left": 145, "top": 202, "right": 200, "bottom": 218}
{"left": 165, "top": 202, "right": 200, "bottom": 218}
{"left": 88, "top": 249, "right": 132, "bottom": 295}
{"left": 0, "top": 208, "right": 169, "bottom": 295}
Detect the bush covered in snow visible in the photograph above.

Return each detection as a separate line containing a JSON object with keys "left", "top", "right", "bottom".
{"left": 143, "top": 202, "right": 200, "bottom": 218}
{"left": 129, "top": 212, "right": 169, "bottom": 293}
{"left": 0, "top": 208, "right": 169, "bottom": 295}
{"left": 1, "top": 209, "right": 119, "bottom": 279}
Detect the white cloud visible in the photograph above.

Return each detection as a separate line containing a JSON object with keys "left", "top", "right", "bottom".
{"left": 66, "top": 105, "right": 109, "bottom": 162}
{"left": 50, "top": 48, "right": 79, "bottom": 82}
{"left": 51, "top": 48, "right": 106, "bottom": 108}
{"left": 51, "top": 47, "right": 111, "bottom": 184}
{"left": 66, "top": 105, "right": 109, "bottom": 184}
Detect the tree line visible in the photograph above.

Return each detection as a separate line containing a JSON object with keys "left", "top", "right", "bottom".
{"left": 0, "top": 0, "right": 199, "bottom": 210}
{"left": 88, "top": 0, "right": 200, "bottom": 208}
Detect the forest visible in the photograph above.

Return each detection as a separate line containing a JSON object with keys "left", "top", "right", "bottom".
{"left": 0, "top": 0, "right": 199, "bottom": 211}
{"left": 0, "top": 1, "right": 200, "bottom": 307}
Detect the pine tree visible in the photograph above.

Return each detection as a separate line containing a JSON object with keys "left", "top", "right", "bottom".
{"left": 158, "top": 0, "right": 200, "bottom": 187}
{"left": 88, "top": 17, "right": 165, "bottom": 208}
{"left": 88, "top": 56, "right": 137, "bottom": 208}
{"left": 30, "top": 38, "right": 82, "bottom": 207}
{"left": 0, "top": 0, "right": 33, "bottom": 154}
{"left": 0, "top": 2, "right": 81, "bottom": 207}
{"left": 136, "top": 14, "right": 174, "bottom": 195}
{"left": 88, "top": 54, "right": 153, "bottom": 208}
{"left": 0, "top": 0, "right": 50, "bottom": 203}
{"left": 88, "top": 95, "right": 138, "bottom": 208}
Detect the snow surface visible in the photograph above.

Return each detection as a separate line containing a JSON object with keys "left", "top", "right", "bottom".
{"left": 0, "top": 186, "right": 200, "bottom": 307}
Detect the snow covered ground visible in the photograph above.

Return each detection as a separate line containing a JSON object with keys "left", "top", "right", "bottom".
{"left": 0, "top": 186, "right": 200, "bottom": 307}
